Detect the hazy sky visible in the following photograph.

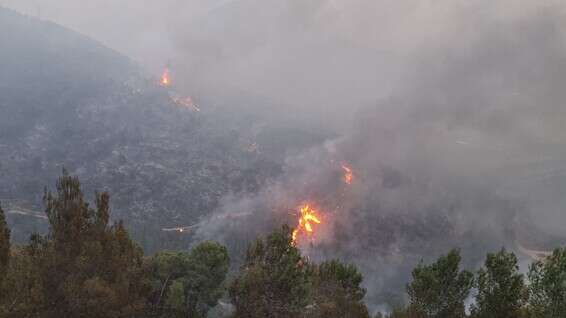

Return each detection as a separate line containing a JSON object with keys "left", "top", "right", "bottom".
{"left": 4, "top": 0, "right": 564, "bottom": 128}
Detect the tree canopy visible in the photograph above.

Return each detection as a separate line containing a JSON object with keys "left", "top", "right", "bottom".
{"left": 0, "top": 203, "right": 9, "bottom": 283}
{"left": 4, "top": 173, "right": 566, "bottom": 318}
{"left": 229, "top": 225, "right": 311, "bottom": 318}
{"left": 148, "top": 241, "right": 229, "bottom": 318}
{"left": 471, "top": 248, "right": 526, "bottom": 318}
{"left": 307, "top": 259, "right": 370, "bottom": 318}
{"left": 229, "top": 225, "right": 370, "bottom": 318}
{"left": 528, "top": 247, "right": 566, "bottom": 318}
{"left": 407, "top": 249, "right": 473, "bottom": 318}
{"left": 2, "top": 171, "right": 150, "bottom": 317}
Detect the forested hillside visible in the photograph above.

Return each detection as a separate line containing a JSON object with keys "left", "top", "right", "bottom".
{"left": 0, "top": 7, "right": 322, "bottom": 251}
{"left": 2, "top": 173, "right": 566, "bottom": 317}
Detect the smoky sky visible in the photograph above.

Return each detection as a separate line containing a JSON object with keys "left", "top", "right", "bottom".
{"left": 7, "top": 0, "right": 564, "bottom": 129}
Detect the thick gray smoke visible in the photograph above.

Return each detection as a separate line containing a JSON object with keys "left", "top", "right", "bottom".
{"left": 191, "top": 1, "right": 566, "bottom": 310}
{"left": 5, "top": 0, "right": 566, "bottom": 312}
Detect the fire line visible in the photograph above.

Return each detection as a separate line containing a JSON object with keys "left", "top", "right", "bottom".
{"left": 292, "top": 204, "right": 322, "bottom": 245}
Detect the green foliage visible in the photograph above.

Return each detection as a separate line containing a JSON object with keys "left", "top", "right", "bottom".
{"left": 149, "top": 241, "right": 229, "bottom": 318}
{"left": 407, "top": 249, "right": 473, "bottom": 318}
{"left": 152, "top": 250, "right": 191, "bottom": 282}
{"left": 2, "top": 172, "right": 150, "bottom": 317}
{"left": 307, "top": 259, "right": 370, "bottom": 318}
{"left": 8, "top": 172, "right": 566, "bottom": 318}
{"left": 317, "top": 260, "right": 366, "bottom": 301}
{"left": 149, "top": 247, "right": 192, "bottom": 315}
{"left": 186, "top": 241, "right": 230, "bottom": 315}
{"left": 229, "top": 226, "right": 370, "bottom": 318}
{"left": 0, "top": 203, "right": 15, "bottom": 316}
{"left": 528, "top": 247, "right": 566, "bottom": 318}
{"left": 470, "top": 248, "right": 525, "bottom": 318}
{"left": 165, "top": 280, "right": 186, "bottom": 313}
{"left": 229, "top": 225, "right": 311, "bottom": 318}
{"left": 0, "top": 203, "right": 10, "bottom": 285}
{"left": 0, "top": 246, "right": 44, "bottom": 316}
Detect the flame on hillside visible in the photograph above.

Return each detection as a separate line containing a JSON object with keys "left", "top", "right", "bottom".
{"left": 292, "top": 204, "right": 322, "bottom": 245}
{"left": 342, "top": 163, "right": 354, "bottom": 185}
{"left": 160, "top": 69, "right": 171, "bottom": 86}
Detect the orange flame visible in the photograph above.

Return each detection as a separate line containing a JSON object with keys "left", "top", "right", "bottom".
{"left": 342, "top": 164, "right": 353, "bottom": 185}
{"left": 292, "top": 204, "right": 321, "bottom": 244}
{"left": 160, "top": 69, "right": 171, "bottom": 86}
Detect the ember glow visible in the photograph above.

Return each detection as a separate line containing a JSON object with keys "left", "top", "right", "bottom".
{"left": 160, "top": 69, "right": 171, "bottom": 86}
{"left": 292, "top": 204, "right": 322, "bottom": 244}
{"left": 342, "top": 163, "right": 353, "bottom": 185}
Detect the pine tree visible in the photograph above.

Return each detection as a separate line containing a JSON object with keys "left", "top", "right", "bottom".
{"left": 307, "top": 259, "right": 370, "bottom": 318}
{"left": 0, "top": 202, "right": 12, "bottom": 315}
{"left": 0, "top": 203, "right": 9, "bottom": 283}
{"left": 185, "top": 241, "right": 230, "bottom": 317}
{"left": 31, "top": 171, "right": 150, "bottom": 317}
{"left": 471, "top": 248, "right": 525, "bottom": 318}
{"left": 407, "top": 249, "right": 473, "bottom": 318}
{"left": 0, "top": 243, "right": 44, "bottom": 316}
{"left": 229, "top": 225, "right": 310, "bottom": 318}
{"left": 528, "top": 247, "right": 566, "bottom": 318}
{"left": 148, "top": 241, "right": 229, "bottom": 318}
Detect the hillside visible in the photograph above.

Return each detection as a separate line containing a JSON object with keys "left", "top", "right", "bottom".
{"left": 0, "top": 7, "right": 295, "bottom": 250}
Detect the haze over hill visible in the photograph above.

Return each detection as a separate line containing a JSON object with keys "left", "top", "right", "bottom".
{"left": 3, "top": 1, "right": 566, "bottom": 311}
{"left": 0, "top": 7, "right": 325, "bottom": 251}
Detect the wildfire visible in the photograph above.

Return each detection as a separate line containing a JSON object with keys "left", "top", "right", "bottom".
{"left": 292, "top": 204, "right": 322, "bottom": 244}
{"left": 342, "top": 163, "right": 353, "bottom": 185}
{"left": 160, "top": 69, "right": 171, "bottom": 86}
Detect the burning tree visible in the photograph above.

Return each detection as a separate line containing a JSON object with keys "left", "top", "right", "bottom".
{"left": 292, "top": 204, "right": 322, "bottom": 245}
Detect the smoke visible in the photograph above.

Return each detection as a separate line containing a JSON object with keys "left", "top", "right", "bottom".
{"left": 190, "top": 1, "right": 566, "bottom": 309}
{"left": 5, "top": 0, "right": 566, "bottom": 311}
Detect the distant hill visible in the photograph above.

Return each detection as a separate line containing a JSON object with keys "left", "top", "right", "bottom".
{"left": 0, "top": 7, "right": 293, "bottom": 251}
{"left": 0, "top": 7, "right": 137, "bottom": 139}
